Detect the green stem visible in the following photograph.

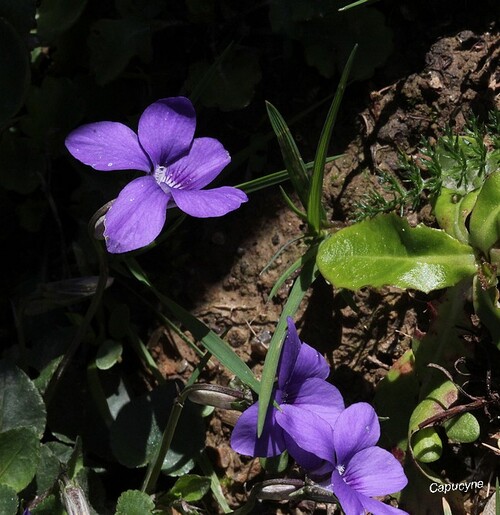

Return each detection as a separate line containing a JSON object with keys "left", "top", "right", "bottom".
{"left": 141, "top": 351, "right": 212, "bottom": 494}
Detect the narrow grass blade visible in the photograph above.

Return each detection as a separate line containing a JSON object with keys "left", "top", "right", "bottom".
{"left": 266, "top": 101, "right": 310, "bottom": 209}
{"left": 197, "top": 451, "right": 232, "bottom": 513}
{"left": 338, "top": 0, "right": 377, "bottom": 11}
{"left": 257, "top": 255, "right": 319, "bottom": 436}
{"left": 267, "top": 246, "right": 318, "bottom": 302}
{"left": 307, "top": 45, "right": 357, "bottom": 233}
{"left": 236, "top": 155, "right": 341, "bottom": 195}
{"left": 279, "top": 187, "right": 308, "bottom": 221}
{"left": 125, "top": 258, "right": 260, "bottom": 393}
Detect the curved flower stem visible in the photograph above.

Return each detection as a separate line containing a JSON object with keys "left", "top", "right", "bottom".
{"left": 141, "top": 351, "right": 212, "bottom": 494}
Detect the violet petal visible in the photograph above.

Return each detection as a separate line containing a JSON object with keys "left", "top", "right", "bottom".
{"left": 103, "top": 176, "right": 169, "bottom": 253}
{"left": 283, "top": 432, "right": 327, "bottom": 472}
{"left": 65, "top": 122, "right": 151, "bottom": 172}
{"left": 343, "top": 447, "right": 408, "bottom": 497}
{"left": 170, "top": 186, "right": 247, "bottom": 218}
{"left": 165, "top": 137, "right": 231, "bottom": 190}
{"left": 331, "top": 470, "right": 366, "bottom": 515}
{"left": 286, "top": 377, "right": 345, "bottom": 428}
{"left": 333, "top": 403, "right": 380, "bottom": 465}
{"left": 288, "top": 339, "right": 330, "bottom": 385}
{"left": 278, "top": 317, "right": 302, "bottom": 390}
{"left": 138, "top": 97, "right": 196, "bottom": 168}
{"left": 275, "top": 405, "right": 335, "bottom": 462}
{"left": 230, "top": 402, "right": 286, "bottom": 457}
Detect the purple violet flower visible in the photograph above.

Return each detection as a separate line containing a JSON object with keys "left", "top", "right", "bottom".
{"left": 301, "top": 402, "right": 408, "bottom": 515}
{"left": 65, "top": 96, "right": 248, "bottom": 253}
{"left": 230, "top": 317, "right": 345, "bottom": 465}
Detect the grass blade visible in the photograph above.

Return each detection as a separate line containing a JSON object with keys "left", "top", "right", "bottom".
{"left": 257, "top": 254, "right": 319, "bottom": 436}
{"left": 307, "top": 45, "right": 357, "bottom": 233}
{"left": 266, "top": 101, "right": 310, "bottom": 209}
{"left": 124, "top": 258, "right": 260, "bottom": 393}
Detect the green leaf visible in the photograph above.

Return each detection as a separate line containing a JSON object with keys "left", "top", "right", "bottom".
{"left": 88, "top": 18, "right": 152, "bottom": 85}
{"left": 317, "top": 213, "right": 477, "bottom": 293}
{"left": 266, "top": 101, "right": 310, "bottom": 209}
{"left": 444, "top": 412, "right": 480, "bottom": 443}
{"left": 0, "top": 360, "right": 47, "bottom": 437}
{"left": 0, "top": 484, "right": 18, "bottom": 515}
{"left": 96, "top": 340, "right": 123, "bottom": 370}
{"left": 37, "top": 0, "right": 88, "bottom": 43}
{"left": 257, "top": 255, "right": 319, "bottom": 436}
{"left": 433, "top": 188, "right": 479, "bottom": 244}
{"left": 411, "top": 427, "right": 443, "bottom": 463}
{"left": 110, "top": 383, "right": 177, "bottom": 468}
{"left": 0, "top": 427, "right": 40, "bottom": 492}
{"left": 307, "top": 44, "right": 356, "bottom": 233}
{"left": 115, "top": 490, "right": 154, "bottom": 515}
{"left": 35, "top": 444, "right": 64, "bottom": 495}
{"left": 469, "top": 170, "right": 500, "bottom": 255}
{"left": 0, "top": 18, "right": 30, "bottom": 126}
{"left": 166, "top": 474, "right": 211, "bottom": 502}
{"left": 30, "top": 494, "right": 63, "bottom": 514}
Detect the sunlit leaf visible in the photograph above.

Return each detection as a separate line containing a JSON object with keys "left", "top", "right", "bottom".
{"left": 115, "top": 490, "right": 154, "bottom": 515}
{"left": 165, "top": 474, "right": 211, "bottom": 502}
{"left": 444, "top": 412, "right": 480, "bottom": 443}
{"left": 469, "top": 170, "right": 500, "bottom": 255}
{"left": 96, "top": 340, "right": 123, "bottom": 370}
{"left": 317, "top": 213, "right": 477, "bottom": 293}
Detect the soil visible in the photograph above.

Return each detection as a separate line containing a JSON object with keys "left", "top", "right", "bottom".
{"left": 147, "top": 21, "right": 500, "bottom": 515}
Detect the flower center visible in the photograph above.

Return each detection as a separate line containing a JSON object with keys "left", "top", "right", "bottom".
{"left": 336, "top": 464, "right": 346, "bottom": 476}
{"left": 154, "top": 165, "right": 182, "bottom": 193}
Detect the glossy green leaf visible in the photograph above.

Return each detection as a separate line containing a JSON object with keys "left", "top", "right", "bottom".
{"left": 411, "top": 427, "right": 442, "bottom": 463}
{"left": 469, "top": 170, "right": 500, "bottom": 255}
{"left": 266, "top": 101, "right": 310, "bottom": 209}
{"left": 0, "top": 484, "right": 17, "bottom": 515}
{"left": 433, "top": 187, "right": 479, "bottom": 244}
{"left": 115, "top": 490, "right": 154, "bottom": 515}
{"left": 96, "top": 340, "right": 123, "bottom": 370}
{"left": 0, "top": 360, "right": 46, "bottom": 438}
{"left": 166, "top": 474, "right": 211, "bottom": 502}
{"left": 0, "top": 18, "right": 30, "bottom": 126}
{"left": 317, "top": 213, "right": 477, "bottom": 293}
{"left": 444, "top": 412, "right": 480, "bottom": 443}
{"left": 37, "top": 0, "right": 88, "bottom": 43}
{"left": 0, "top": 427, "right": 40, "bottom": 492}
